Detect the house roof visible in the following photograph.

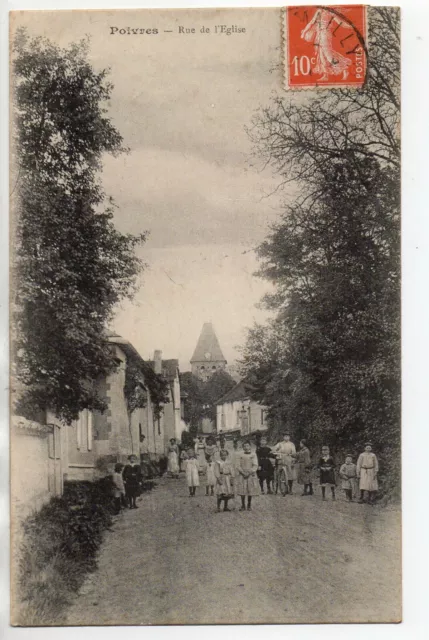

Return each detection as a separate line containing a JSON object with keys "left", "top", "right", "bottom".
{"left": 149, "top": 359, "right": 179, "bottom": 381}
{"left": 215, "top": 378, "right": 251, "bottom": 405}
{"left": 190, "top": 323, "right": 227, "bottom": 363}
{"left": 107, "top": 334, "right": 146, "bottom": 367}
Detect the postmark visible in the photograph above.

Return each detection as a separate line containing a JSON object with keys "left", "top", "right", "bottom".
{"left": 284, "top": 5, "right": 367, "bottom": 89}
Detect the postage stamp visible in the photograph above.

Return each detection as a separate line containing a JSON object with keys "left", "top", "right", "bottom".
{"left": 285, "top": 5, "right": 367, "bottom": 89}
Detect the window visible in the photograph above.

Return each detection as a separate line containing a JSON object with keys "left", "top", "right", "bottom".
{"left": 157, "top": 417, "right": 161, "bottom": 435}
{"left": 261, "top": 409, "right": 265, "bottom": 426}
{"left": 76, "top": 410, "right": 93, "bottom": 452}
{"left": 48, "top": 425, "right": 61, "bottom": 459}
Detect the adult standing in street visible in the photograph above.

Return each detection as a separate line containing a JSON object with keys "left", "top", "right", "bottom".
{"left": 194, "top": 435, "right": 207, "bottom": 474}
{"left": 296, "top": 439, "right": 313, "bottom": 496}
{"left": 357, "top": 443, "right": 379, "bottom": 504}
{"left": 167, "top": 438, "right": 180, "bottom": 479}
{"left": 272, "top": 432, "right": 297, "bottom": 494}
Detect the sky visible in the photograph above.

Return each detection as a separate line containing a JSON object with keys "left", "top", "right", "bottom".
{"left": 13, "top": 9, "right": 287, "bottom": 370}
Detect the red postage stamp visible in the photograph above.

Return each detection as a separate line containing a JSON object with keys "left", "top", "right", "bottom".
{"left": 285, "top": 5, "right": 367, "bottom": 89}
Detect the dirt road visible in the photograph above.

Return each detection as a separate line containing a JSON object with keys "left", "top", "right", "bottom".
{"left": 66, "top": 476, "right": 401, "bottom": 625}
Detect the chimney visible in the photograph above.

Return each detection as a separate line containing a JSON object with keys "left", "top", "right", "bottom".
{"left": 154, "top": 350, "right": 162, "bottom": 375}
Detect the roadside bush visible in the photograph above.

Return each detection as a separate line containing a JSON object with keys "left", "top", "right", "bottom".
{"left": 16, "top": 478, "right": 114, "bottom": 625}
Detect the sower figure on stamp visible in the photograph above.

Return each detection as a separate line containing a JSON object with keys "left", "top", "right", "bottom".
{"left": 297, "top": 439, "right": 313, "bottom": 496}
{"left": 300, "top": 8, "right": 353, "bottom": 82}
{"left": 357, "top": 443, "right": 379, "bottom": 504}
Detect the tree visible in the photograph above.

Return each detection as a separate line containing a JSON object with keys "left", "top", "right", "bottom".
{"left": 240, "top": 8, "right": 400, "bottom": 492}
{"left": 203, "top": 369, "right": 236, "bottom": 423}
{"left": 179, "top": 370, "right": 236, "bottom": 433}
{"left": 11, "top": 30, "right": 146, "bottom": 424}
{"left": 179, "top": 372, "right": 205, "bottom": 436}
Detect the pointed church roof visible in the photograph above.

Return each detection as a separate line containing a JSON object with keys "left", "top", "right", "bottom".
{"left": 190, "top": 323, "right": 227, "bottom": 364}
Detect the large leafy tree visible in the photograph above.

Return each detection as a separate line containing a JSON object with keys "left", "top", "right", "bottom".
{"left": 11, "top": 30, "right": 146, "bottom": 423}
{"left": 240, "top": 8, "right": 400, "bottom": 489}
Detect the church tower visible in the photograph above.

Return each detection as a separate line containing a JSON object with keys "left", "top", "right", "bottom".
{"left": 190, "top": 323, "right": 227, "bottom": 381}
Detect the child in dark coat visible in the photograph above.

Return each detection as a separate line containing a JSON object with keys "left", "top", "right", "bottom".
{"left": 256, "top": 436, "right": 276, "bottom": 494}
{"left": 317, "top": 446, "right": 336, "bottom": 501}
{"left": 123, "top": 455, "right": 142, "bottom": 509}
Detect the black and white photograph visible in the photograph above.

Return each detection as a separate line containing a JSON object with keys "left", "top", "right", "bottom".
{"left": 9, "top": 5, "right": 401, "bottom": 626}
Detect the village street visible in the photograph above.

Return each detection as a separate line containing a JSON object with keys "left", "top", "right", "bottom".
{"left": 66, "top": 475, "right": 401, "bottom": 625}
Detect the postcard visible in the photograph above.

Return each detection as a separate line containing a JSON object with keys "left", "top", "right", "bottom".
{"left": 9, "top": 6, "right": 401, "bottom": 625}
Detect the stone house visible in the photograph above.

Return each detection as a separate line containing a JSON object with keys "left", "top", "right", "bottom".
{"left": 215, "top": 379, "right": 268, "bottom": 438}
{"left": 11, "top": 334, "right": 181, "bottom": 515}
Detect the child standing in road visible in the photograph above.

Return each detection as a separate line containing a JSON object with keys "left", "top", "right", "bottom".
{"left": 205, "top": 454, "right": 216, "bottom": 496}
{"left": 123, "top": 455, "right": 142, "bottom": 509}
{"left": 339, "top": 454, "right": 358, "bottom": 501}
{"left": 236, "top": 441, "right": 260, "bottom": 511}
{"left": 179, "top": 448, "right": 188, "bottom": 472}
{"left": 214, "top": 449, "right": 235, "bottom": 512}
{"left": 112, "top": 463, "right": 126, "bottom": 514}
{"left": 256, "top": 436, "right": 276, "bottom": 494}
{"left": 317, "top": 446, "right": 336, "bottom": 501}
{"left": 185, "top": 448, "right": 199, "bottom": 497}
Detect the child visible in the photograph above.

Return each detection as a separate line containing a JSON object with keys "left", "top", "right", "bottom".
{"left": 357, "top": 443, "right": 379, "bottom": 504}
{"left": 112, "top": 463, "right": 126, "bottom": 514}
{"left": 339, "top": 454, "right": 358, "bottom": 501}
{"left": 185, "top": 448, "right": 200, "bottom": 496}
{"left": 235, "top": 441, "right": 260, "bottom": 511}
{"left": 205, "top": 454, "right": 216, "bottom": 496}
{"left": 123, "top": 454, "right": 142, "bottom": 509}
{"left": 317, "top": 446, "right": 336, "bottom": 501}
{"left": 256, "top": 436, "right": 276, "bottom": 494}
{"left": 297, "top": 439, "right": 313, "bottom": 496}
{"left": 179, "top": 448, "right": 188, "bottom": 472}
{"left": 214, "top": 449, "right": 235, "bottom": 512}
{"left": 205, "top": 436, "right": 219, "bottom": 461}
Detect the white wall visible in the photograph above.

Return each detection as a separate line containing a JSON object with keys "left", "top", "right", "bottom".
{"left": 217, "top": 399, "right": 268, "bottom": 435}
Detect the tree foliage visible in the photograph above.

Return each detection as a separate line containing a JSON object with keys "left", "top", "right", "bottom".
{"left": 11, "top": 30, "right": 146, "bottom": 423}
{"left": 240, "top": 7, "right": 400, "bottom": 492}
{"left": 180, "top": 369, "right": 236, "bottom": 433}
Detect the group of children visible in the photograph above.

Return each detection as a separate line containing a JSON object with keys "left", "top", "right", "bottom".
{"left": 183, "top": 441, "right": 259, "bottom": 511}
{"left": 315, "top": 443, "right": 379, "bottom": 504}
{"left": 182, "top": 436, "right": 380, "bottom": 510}
{"left": 112, "top": 454, "right": 142, "bottom": 514}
